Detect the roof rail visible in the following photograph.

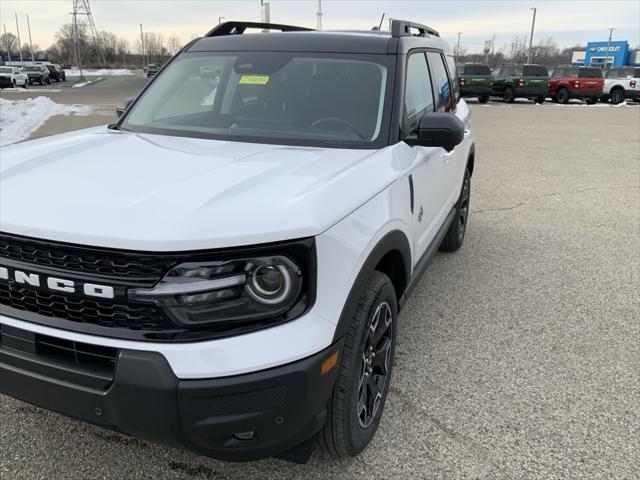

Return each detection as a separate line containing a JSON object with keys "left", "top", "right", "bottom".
{"left": 205, "top": 21, "right": 314, "bottom": 37}
{"left": 390, "top": 20, "right": 440, "bottom": 38}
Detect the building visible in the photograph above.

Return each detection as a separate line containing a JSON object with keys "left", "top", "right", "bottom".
{"left": 572, "top": 40, "right": 640, "bottom": 67}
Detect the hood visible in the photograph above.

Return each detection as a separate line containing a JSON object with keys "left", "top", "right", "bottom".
{"left": 1, "top": 128, "right": 403, "bottom": 251}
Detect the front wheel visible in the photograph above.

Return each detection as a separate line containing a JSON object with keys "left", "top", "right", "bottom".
{"left": 503, "top": 86, "right": 515, "bottom": 103}
{"left": 12, "top": 79, "right": 16, "bottom": 88}
{"left": 440, "top": 168, "right": 471, "bottom": 252}
{"left": 585, "top": 97, "right": 598, "bottom": 105}
{"left": 557, "top": 87, "right": 570, "bottom": 104}
{"left": 46, "top": 77, "right": 51, "bottom": 85}
{"left": 610, "top": 89, "right": 625, "bottom": 105}
{"left": 319, "top": 271, "right": 397, "bottom": 458}
{"left": 534, "top": 96, "right": 545, "bottom": 104}
{"left": 22, "top": 79, "right": 29, "bottom": 89}
{"left": 478, "top": 94, "right": 490, "bottom": 103}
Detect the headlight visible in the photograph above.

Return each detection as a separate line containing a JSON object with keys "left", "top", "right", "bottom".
{"left": 128, "top": 253, "right": 310, "bottom": 328}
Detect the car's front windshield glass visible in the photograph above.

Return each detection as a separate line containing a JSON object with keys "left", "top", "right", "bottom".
{"left": 122, "top": 51, "right": 393, "bottom": 148}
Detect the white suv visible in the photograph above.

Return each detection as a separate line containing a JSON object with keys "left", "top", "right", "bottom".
{"left": 602, "top": 67, "right": 640, "bottom": 104}
{"left": 0, "top": 20, "right": 475, "bottom": 463}
{"left": 0, "top": 66, "right": 29, "bottom": 88}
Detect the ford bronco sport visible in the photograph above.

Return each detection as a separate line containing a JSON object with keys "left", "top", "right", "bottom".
{"left": 492, "top": 63, "right": 549, "bottom": 103}
{"left": 548, "top": 66, "right": 603, "bottom": 104}
{"left": 0, "top": 20, "right": 475, "bottom": 463}
{"left": 602, "top": 67, "right": 640, "bottom": 104}
{"left": 457, "top": 63, "right": 493, "bottom": 103}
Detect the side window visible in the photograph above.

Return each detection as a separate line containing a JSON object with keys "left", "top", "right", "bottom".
{"left": 445, "top": 55, "right": 460, "bottom": 104}
{"left": 493, "top": 67, "right": 502, "bottom": 77}
{"left": 502, "top": 66, "right": 512, "bottom": 76}
{"left": 426, "top": 52, "right": 453, "bottom": 112}
{"left": 513, "top": 66, "right": 523, "bottom": 77}
{"left": 403, "top": 52, "right": 435, "bottom": 136}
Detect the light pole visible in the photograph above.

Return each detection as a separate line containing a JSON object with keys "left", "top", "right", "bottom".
{"left": 527, "top": 7, "right": 536, "bottom": 64}
{"left": 26, "top": 14, "right": 35, "bottom": 62}
{"left": 14, "top": 13, "right": 24, "bottom": 66}
{"left": 604, "top": 27, "right": 615, "bottom": 69}
{"left": 456, "top": 32, "right": 463, "bottom": 60}
{"left": 218, "top": 16, "right": 225, "bottom": 24}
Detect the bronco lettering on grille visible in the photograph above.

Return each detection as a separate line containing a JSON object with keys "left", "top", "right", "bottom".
{"left": 0, "top": 267, "right": 114, "bottom": 299}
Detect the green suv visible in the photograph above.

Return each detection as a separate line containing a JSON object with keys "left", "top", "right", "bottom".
{"left": 457, "top": 63, "right": 493, "bottom": 103}
{"left": 492, "top": 64, "right": 549, "bottom": 103}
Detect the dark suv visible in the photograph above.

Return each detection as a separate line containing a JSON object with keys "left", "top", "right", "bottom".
{"left": 548, "top": 66, "right": 603, "bottom": 104}
{"left": 46, "top": 64, "right": 66, "bottom": 82}
{"left": 457, "top": 63, "right": 493, "bottom": 103}
{"left": 492, "top": 64, "right": 549, "bottom": 103}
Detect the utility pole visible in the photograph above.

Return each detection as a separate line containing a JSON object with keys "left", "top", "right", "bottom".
{"left": 527, "top": 7, "right": 537, "bottom": 64}
{"left": 604, "top": 27, "right": 615, "bottom": 69}
{"left": 456, "top": 32, "right": 463, "bottom": 59}
{"left": 139, "top": 24, "right": 145, "bottom": 66}
{"left": 72, "top": 8, "right": 84, "bottom": 79}
{"left": 316, "top": 0, "right": 323, "bottom": 31}
{"left": 3, "top": 24, "right": 13, "bottom": 61}
{"left": 14, "top": 13, "right": 24, "bottom": 66}
{"left": 218, "top": 16, "right": 225, "bottom": 24}
{"left": 261, "top": 0, "right": 270, "bottom": 30}
{"left": 26, "top": 14, "right": 35, "bottom": 61}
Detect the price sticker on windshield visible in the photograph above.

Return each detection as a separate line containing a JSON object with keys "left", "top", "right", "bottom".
{"left": 239, "top": 75, "right": 270, "bottom": 85}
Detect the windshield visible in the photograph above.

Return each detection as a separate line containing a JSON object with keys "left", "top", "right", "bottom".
{"left": 463, "top": 65, "right": 491, "bottom": 75}
{"left": 122, "top": 51, "right": 393, "bottom": 148}
{"left": 25, "top": 66, "right": 40, "bottom": 72}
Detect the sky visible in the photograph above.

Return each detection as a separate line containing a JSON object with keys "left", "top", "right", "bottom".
{"left": 1, "top": 0, "right": 639, "bottom": 54}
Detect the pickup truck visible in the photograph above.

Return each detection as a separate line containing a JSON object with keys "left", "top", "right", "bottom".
{"left": 0, "top": 66, "right": 29, "bottom": 88}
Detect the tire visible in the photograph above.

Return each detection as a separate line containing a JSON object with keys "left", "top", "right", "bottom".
{"left": 534, "top": 96, "right": 545, "bottom": 104}
{"left": 585, "top": 97, "right": 598, "bottom": 105}
{"left": 557, "top": 87, "right": 569, "bottom": 104}
{"left": 478, "top": 94, "right": 489, "bottom": 103}
{"left": 440, "top": 168, "right": 471, "bottom": 252}
{"left": 503, "top": 86, "right": 515, "bottom": 103}
{"left": 39, "top": 78, "right": 44, "bottom": 85}
{"left": 12, "top": 79, "right": 16, "bottom": 88}
{"left": 46, "top": 77, "right": 51, "bottom": 85}
{"left": 23, "top": 79, "right": 28, "bottom": 89}
{"left": 610, "top": 88, "right": 625, "bottom": 105}
{"left": 319, "top": 271, "right": 397, "bottom": 458}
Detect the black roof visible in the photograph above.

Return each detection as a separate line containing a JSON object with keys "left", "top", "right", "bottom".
{"left": 189, "top": 32, "right": 394, "bottom": 55}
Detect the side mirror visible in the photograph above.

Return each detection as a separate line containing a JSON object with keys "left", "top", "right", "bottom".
{"left": 115, "top": 97, "right": 134, "bottom": 118}
{"left": 405, "top": 113, "right": 465, "bottom": 152}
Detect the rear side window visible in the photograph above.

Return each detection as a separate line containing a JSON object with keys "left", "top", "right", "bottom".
{"left": 445, "top": 55, "right": 460, "bottom": 103}
{"left": 426, "top": 52, "right": 453, "bottom": 112}
{"left": 606, "top": 68, "right": 634, "bottom": 78}
{"left": 579, "top": 68, "right": 602, "bottom": 78}
{"left": 523, "top": 65, "right": 548, "bottom": 77}
{"left": 403, "top": 53, "right": 435, "bottom": 135}
{"left": 463, "top": 65, "right": 491, "bottom": 75}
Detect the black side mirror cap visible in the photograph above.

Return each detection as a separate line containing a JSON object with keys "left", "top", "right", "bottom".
{"left": 405, "top": 112, "right": 465, "bottom": 152}
{"left": 115, "top": 97, "right": 134, "bottom": 118}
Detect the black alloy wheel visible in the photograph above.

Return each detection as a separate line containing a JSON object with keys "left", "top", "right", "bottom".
{"left": 357, "top": 301, "right": 393, "bottom": 429}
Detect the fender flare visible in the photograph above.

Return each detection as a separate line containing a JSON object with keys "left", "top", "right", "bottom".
{"left": 331, "top": 230, "right": 411, "bottom": 342}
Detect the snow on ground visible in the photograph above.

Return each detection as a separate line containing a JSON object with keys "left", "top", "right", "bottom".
{"left": 64, "top": 68, "right": 140, "bottom": 77}
{"left": 0, "top": 97, "right": 93, "bottom": 146}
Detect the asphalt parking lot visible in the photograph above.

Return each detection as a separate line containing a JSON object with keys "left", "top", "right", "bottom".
{"left": 0, "top": 79, "right": 639, "bottom": 480}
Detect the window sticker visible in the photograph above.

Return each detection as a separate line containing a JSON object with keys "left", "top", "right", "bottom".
{"left": 239, "top": 75, "right": 270, "bottom": 85}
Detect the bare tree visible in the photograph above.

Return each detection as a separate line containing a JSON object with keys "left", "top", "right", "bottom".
{"left": 509, "top": 35, "right": 528, "bottom": 63}
{"left": 0, "top": 32, "right": 19, "bottom": 58}
{"left": 167, "top": 35, "right": 182, "bottom": 55}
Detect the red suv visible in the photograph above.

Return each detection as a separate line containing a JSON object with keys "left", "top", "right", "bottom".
{"left": 549, "top": 66, "right": 604, "bottom": 104}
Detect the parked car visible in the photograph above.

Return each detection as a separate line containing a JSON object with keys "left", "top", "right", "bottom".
{"left": 601, "top": 67, "right": 640, "bottom": 104}
{"left": 22, "top": 65, "right": 51, "bottom": 85}
{"left": 0, "top": 20, "right": 475, "bottom": 463}
{"left": 0, "top": 65, "right": 29, "bottom": 88}
{"left": 457, "top": 63, "right": 493, "bottom": 103}
{"left": 548, "top": 66, "right": 603, "bottom": 104}
{"left": 46, "top": 64, "right": 66, "bottom": 82}
{"left": 146, "top": 63, "right": 161, "bottom": 78}
{"left": 492, "top": 64, "right": 549, "bottom": 103}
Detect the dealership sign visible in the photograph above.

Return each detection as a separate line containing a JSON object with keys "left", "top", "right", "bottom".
{"left": 584, "top": 41, "right": 630, "bottom": 67}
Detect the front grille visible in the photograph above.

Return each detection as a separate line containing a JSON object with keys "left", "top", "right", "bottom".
{"left": 0, "top": 283, "right": 170, "bottom": 331}
{"left": 0, "top": 233, "right": 174, "bottom": 280}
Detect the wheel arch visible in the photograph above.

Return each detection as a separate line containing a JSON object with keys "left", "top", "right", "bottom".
{"left": 331, "top": 230, "right": 411, "bottom": 342}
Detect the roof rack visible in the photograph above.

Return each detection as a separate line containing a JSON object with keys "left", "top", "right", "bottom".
{"left": 205, "top": 21, "right": 314, "bottom": 37}
{"left": 390, "top": 20, "right": 440, "bottom": 38}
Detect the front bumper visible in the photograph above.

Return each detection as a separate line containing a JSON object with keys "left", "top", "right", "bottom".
{"left": 0, "top": 324, "right": 344, "bottom": 461}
